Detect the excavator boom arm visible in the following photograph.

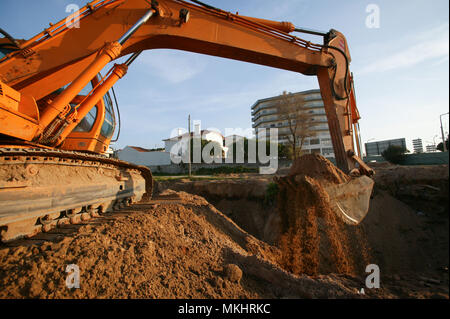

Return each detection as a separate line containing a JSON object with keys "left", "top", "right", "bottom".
{"left": 0, "top": 0, "right": 371, "bottom": 175}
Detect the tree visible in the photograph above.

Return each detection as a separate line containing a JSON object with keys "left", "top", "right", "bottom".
{"left": 381, "top": 145, "right": 408, "bottom": 164}
{"left": 190, "top": 137, "right": 224, "bottom": 163}
{"left": 436, "top": 138, "right": 449, "bottom": 152}
{"left": 227, "top": 137, "right": 283, "bottom": 162}
{"left": 275, "top": 91, "right": 316, "bottom": 160}
{"left": 278, "top": 143, "right": 291, "bottom": 159}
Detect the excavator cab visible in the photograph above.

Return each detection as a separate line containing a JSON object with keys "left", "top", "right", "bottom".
{"left": 60, "top": 76, "right": 117, "bottom": 154}
{"left": 34, "top": 75, "right": 117, "bottom": 154}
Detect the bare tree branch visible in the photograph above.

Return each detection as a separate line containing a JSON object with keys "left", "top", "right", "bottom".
{"left": 275, "top": 91, "right": 317, "bottom": 160}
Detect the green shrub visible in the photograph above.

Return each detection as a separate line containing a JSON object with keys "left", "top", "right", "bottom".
{"left": 195, "top": 166, "right": 257, "bottom": 175}
{"left": 264, "top": 182, "right": 279, "bottom": 205}
{"left": 381, "top": 145, "right": 408, "bottom": 164}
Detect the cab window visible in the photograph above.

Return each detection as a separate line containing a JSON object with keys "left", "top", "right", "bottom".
{"left": 100, "top": 92, "right": 115, "bottom": 138}
{"left": 74, "top": 105, "right": 98, "bottom": 133}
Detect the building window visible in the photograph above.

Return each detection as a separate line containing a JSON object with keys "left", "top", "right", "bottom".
{"left": 304, "top": 93, "right": 322, "bottom": 101}
{"left": 322, "top": 147, "right": 334, "bottom": 155}
{"left": 310, "top": 138, "right": 320, "bottom": 145}
{"left": 305, "top": 101, "right": 324, "bottom": 107}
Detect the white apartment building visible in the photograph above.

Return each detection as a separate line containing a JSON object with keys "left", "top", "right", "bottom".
{"left": 412, "top": 138, "right": 424, "bottom": 153}
{"left": 251, "top": 89, "right": 335, "bottom": 159}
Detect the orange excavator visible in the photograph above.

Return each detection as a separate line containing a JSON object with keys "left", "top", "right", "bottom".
{"left": 0, "top": 0, "right": 374, "bottom": 241}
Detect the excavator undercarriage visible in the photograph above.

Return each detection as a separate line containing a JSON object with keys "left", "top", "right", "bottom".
{"left": 0, "top": 147, "right": 153, "bottom": 241}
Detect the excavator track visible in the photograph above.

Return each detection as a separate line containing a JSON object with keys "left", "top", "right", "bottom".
{"left": 0, "top": 147, "right": 153, "bottom": 242}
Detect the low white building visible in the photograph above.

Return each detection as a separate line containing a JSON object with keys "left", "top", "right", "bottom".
{"left": 116, "top": 146, "right": 171, "bottom": 166}
{"left": 117, "top": 130, "right": 229, "bottom": 166}
{"left": 426, "top": 144, "right": 437, "bottom": 153}
{"left": 163, "top": 129, "right": 227, "bottom": 158}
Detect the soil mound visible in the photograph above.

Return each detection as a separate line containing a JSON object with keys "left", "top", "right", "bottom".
{"left": 289, "top": 154, "right": 350, "bottom": 184}
{"left": 0, "top": 191, "right": 360, "bottom": 299}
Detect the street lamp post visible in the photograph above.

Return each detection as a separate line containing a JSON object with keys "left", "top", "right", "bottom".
{"left": 440, "top": 112, "right": 449, "bottom": 152}
{"left": 188, "top": 114, "right": 192, "bottom": 178}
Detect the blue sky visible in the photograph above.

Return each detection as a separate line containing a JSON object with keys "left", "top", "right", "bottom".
{"left": 1, "top": 0, "right": 449, "bottom": 152}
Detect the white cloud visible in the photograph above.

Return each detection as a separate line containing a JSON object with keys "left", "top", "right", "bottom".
{"left": 139, "top": 50, "right": 207, "bottom": 84}
{"left": 358, "top": 23, "right": 449, "bottom": 74}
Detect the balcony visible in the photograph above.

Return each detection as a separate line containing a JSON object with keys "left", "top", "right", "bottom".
{"left": 303, "top": 93, "right": 322, "bottom": 101}
{"left": 251, "top": 101, "right": 276, "bottom": 115}
{"left": 252, "top": 109, "right": 277, "bottom": 122}
{"left": 253, "top": 116, "right": 280, "bottom": 127}
{"left": 304, "top": 101, "right": 324, "bottom": 108}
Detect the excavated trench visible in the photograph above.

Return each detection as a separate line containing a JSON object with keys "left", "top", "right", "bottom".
{"left": 157, "top": 156, "right": 449, "bottom": 280}
{"left": 0, "top": 156, "right": 447, "bottom": 298}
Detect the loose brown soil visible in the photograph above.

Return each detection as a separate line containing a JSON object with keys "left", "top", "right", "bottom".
{"left": 155, "top": 157, "right": 449, "bottom": 299}
{"left": 0, "top": 157, "right": 448, "bottom": 299}
{"left": 0, "top": 191, "right": 368, "bottom": 299}
{"left": 276, "top": 155, "right": 366, "bottom": 276}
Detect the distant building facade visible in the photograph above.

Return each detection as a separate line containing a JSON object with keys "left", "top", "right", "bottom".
{"left": 251, "top": 89, "right": 335, "bottom": 159}
{"left": 426, "top": 144, "right": 436, "bottom": 153}
{"left": 365, "top": 138, "right": 407, "bottom": 156}
{"left": 412, "top": 138, "right": 424, "bottom": 153}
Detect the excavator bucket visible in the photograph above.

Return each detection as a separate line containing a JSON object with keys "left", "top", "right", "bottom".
{"left": 277, "top": 154, "right": 374, "bottom": 226}
{"left": 324, "top": 176, "right": 374, "bottom": 225}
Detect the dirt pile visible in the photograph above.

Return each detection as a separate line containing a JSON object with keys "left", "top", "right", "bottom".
{"left": 372, "top": 164, "right": 449, "bottom": 216}
{"left": 1, "top": 158, "right": 447, "bottom": 299}
{"left": 157, "top": 179, "right": 279, "bottom": 244}
{"left": 275, "top": 154, "right": 370, "bottom": 276}
{"left": 0, "top": 190, "right": 365, "bottom": 299}
{"left": 288, "top": 154, "right": 350, "bottom": 184}
{"left": 156, "top": 160, "right": 448, "bottom": 280}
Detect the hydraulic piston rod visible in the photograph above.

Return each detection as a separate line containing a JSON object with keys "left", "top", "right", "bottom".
{"left": 39, "top": 9, "right": 155, "bottom": 139}
{"left": 118, "top": 10, "right": 155, "bottom": 45}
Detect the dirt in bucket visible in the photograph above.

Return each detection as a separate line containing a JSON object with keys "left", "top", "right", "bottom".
{"left": 275, "top": 154, "right": 371, "bottom": 276}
